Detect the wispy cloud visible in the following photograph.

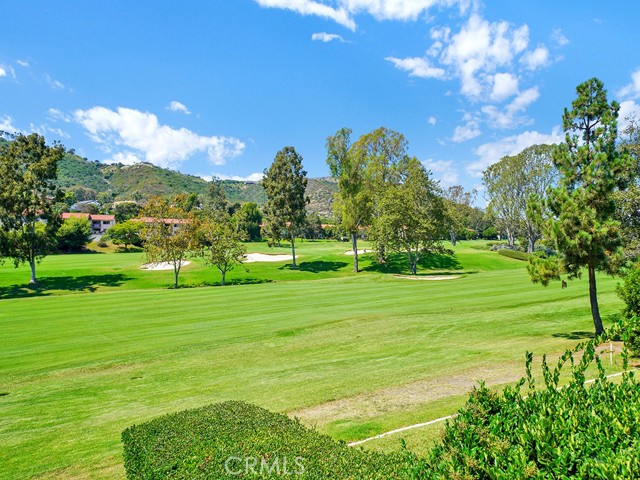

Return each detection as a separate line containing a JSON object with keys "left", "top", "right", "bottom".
{"left": 16, "top": 59, "right": 30, "bottom": 67}
{"left": 74, "top": 106, "right": 245, "bottom": 169}
{"left": 199, "top": 172, "right": 264, "bottom": 182}
{"left": 167, "top": 100, "right": 191, "bottom": 115}
{"left": 422, "top": 158, "right": 459, "bottom": 187}
{"left": 311, "top": 32, "right": 345, "bottom": 42}
{"left": 255, "top": 0, "right": 355, "bottom": 30}
{"left": 385, "top": 56, "right": 446, "bottom": 79}
{"left": 466, "top": 126, "right": 563, "bottom": 177}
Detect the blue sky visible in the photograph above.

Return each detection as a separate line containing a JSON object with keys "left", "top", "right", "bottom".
{"left": 2, "top": 1, "right": 640, "bottom": 198}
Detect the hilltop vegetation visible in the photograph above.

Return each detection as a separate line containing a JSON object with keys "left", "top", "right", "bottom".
{"left": 56, "top": 153, "right": 338, "bottom": 215}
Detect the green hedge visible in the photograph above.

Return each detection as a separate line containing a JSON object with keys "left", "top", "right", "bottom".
{"left": 498, "top": 248, "right": 530, "bottom": 261}
{"left": 122, "top": 401, "right": 412, "bottom": 479}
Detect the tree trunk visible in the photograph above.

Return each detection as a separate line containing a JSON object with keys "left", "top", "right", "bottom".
{"left": 291, "top": 234, "right": 297, "bottom": 270}
{"left": 588, "top": 265, "right": 604, "bottom": 336}
{"left": 173, "top": 264, "right": 180, "bottom": 288}
{"left": 410, "top": 253, "right": 417, "bottom": 275}
{"left": 527, "top": 235, "right": 535, "bottom": 254}
{"left": 29, "top": 260, "right": 37, "bottom": 284}
{"left": 507, "top": 228, "right": 516, "bottom": 247}
{"left": 221, "top": 270, "right": 226, "bottom": 286}
{"left": 351, "top": 233, "right": 359, "bottom": 273}
{"left": 450, "top": 229, "right": 457, "bottom": 247}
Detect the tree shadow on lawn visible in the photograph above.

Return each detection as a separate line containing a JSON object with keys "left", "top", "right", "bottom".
{"left": 363, "top": 251, "right": 463, "bottom": 275}
{"left": 552, "top": 331, "right": 595, "bottom": 340}
{"left": 0, "top": 273, "right": 131, "bottom": 299}
{"left": 180, "top": 278, "right": 274, "bottom": 288}
{"left": 280, "top": 260, "right": 349, "bottom": 273}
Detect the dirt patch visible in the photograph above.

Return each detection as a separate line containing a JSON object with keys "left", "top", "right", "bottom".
{"left": 289, "top": 367, "right": 520, "bottom": 428}
{"left": 393, "top": 275, "right": 461, "bottom": 281}
{"left": 243, "top": 253, "right": 294, "bottom": 263}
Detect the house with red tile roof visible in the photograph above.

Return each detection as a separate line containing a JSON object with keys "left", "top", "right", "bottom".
{"left": 61, "top": 213, "right": 116, "bottom": 234}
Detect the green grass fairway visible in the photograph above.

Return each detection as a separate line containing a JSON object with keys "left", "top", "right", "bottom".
{"left": 0, "top": 241, "right": 625, "bottom": 478}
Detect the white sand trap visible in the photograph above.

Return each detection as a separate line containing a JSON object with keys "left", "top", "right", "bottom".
{"left": 140, "top": 261, "right": 190, "bottom": 271}
{"left": 393, "top": 274, "right": 460, "bottom": 281}
{"left": 344, "top": 249, "right": 374, "bottom": 255}
{"left": 243, "top": 253, "right": 293, "bottom": 263}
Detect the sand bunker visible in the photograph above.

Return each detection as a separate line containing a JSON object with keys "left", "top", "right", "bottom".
{"left": 393, "top": 275, "right": 461, "bottom": 281}
{"left": 140, "top": 260, "right": 190, "bottom": 271}
{"left": 244, "top": 253, "right": 293, "bottom": 263}
{"left": 344, "top": 249, "right": 374, "bottom": 255}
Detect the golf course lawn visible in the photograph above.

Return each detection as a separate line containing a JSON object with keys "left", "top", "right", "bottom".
{"left": 0, "top": 240, "right": 626, "bottom": 478}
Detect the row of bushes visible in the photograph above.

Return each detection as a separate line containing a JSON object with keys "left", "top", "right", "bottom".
{"left": 122, "top": 321, "right": 640, "bottom": 478}
{"left": 498, "top": 248, "right": 531, "bottom": 261}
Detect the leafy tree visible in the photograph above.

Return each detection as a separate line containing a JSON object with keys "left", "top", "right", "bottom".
{"left": 196, "top": 214, "right": 247, "bottom": 286}
{"left": 57, "top": 217, "right": 92, "bottom": 252}
{"left": 141, "top": 196, "right": 199, "bottom": 288}
{"left": 444, "top": 186, "right": 477, "bottom": 246}
{"left": 202, "top": 179, "right": 228, "bottom": 214}
{"left": 262, "top": 146, "right": 309, "bottom": 269}
{"left": 104, "top": 220, "right": 143, "bottom": 250}
{"left": 355, "top": 128, "right": 408, "bottom": 261}
{"left": 0, "top": 132, "right": 65, "bottom": 283}
{"left": 371, "top": 157, "right": 448, "bottom": 274}
{"left": 174, "top": 193, "right": 199, "bottom": 212}
{"left": 236, "top": 202, "right": 262, "bottom": 241}
{"left": 529, "top": 78, "right": 636, "bottom": 335}
{"left": 113, "top": 201, "right": 141, "bottom": 223}
{"left": 64, "top": 189, "right": 77, "bottom": 207}
{"left": 326, "top": 128, "right": 372, "bottom": 272}
{"left": 304, "top": 212, "right": 324, "bottom": 240}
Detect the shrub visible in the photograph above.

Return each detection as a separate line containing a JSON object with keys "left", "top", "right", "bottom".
{"left": 482, "top": 226, "right": 498, "bottom": 239}
{"left": 498, "top": 249, "right": 530, "bottom": 261}
{"left": 122, "top": 401, "right": 411, "bottom": 479}
{"left": 617, "top": 266, "right": 640, "bottom": 355}
{"left": 57, "top": 217, "right": 92, "bottom": 252}
{"left": 96, "top": 238, "right": 108, "bottom": 248}
{"left": 411, "top": 323, "right": 640, "bottom": 479}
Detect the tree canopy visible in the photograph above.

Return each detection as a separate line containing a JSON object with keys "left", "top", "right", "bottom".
{"left": 262, "top": 146, "right": 309, "bottom": 269}
{"left": 0, "top": 132, "right": 65, "bottom": 283}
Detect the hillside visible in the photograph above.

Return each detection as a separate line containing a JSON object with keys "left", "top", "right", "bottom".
{"left": 55, "top": 153, "right": 337, "bottom": 216}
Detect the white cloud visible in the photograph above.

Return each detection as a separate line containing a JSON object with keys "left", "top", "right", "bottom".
{"left": 427, "top": 116, "right": 437, "bottom": 125}
{"left": 520, "top": 45, "right": 550, "bottom": 70}
{"left": 167, "top": 101, "right": 191, "bottom": 115}
{"left": 312, "top": 32, "right": 345, "bottom": 42}
{"left": 482, "top": 86, "right": 540, "bottom": 128}
{"left": 0, "top": 115, "right": 19, "bottom": 133}
{"left": 45, "top": 74, "right": 66, "bottom": 90}
{"left": 0, "top": 66, "right": 6, "bottom": 78}
{"left": 618, "top": 69, "right": 640, "bottom": 100}
{"left": 422, "top": 158, "right": 459, "bottom": 187}
{"left": 385, "top": 56, "right": 446, "bottom": 79}
{"left": 47, "top": 108, "right": 72, "bottom": 123}
{"left": 199, "top": 172, "right": 264, "bottom": 182}
{"left": 16, "top": 60, "right": 29, "bottom": 67}
{"left": 74, "top": 106, "right": 245, "bottom": 169}
{"left": 452, "top": 112, "right": 481, "bottom": 142}
{"left": 619, "top": 100, "right": 640, "bottom": 133}
{"left": 255, "top": 0, "right": 355, "bottom": 30}
{"left": 0, "top": 65, "right": 16, "bottom": 80}
{"left": 466, "top": 126, "right": 563, "bottom": 177}
{"left": 551, "top": 28, "right": 569, "bottom": 47}
{"left": 490, "top": 72, "right": 519, "bottom": 102}
{"left": 255, "top": 0, "right": 472, "bottom": 30}
{"left": 438, "top": 14, "right": 529, "bottom": 98}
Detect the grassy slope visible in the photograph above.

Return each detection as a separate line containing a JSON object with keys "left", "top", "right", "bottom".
{"left": 0, "top": 241, "right": 624, "bottom": 478}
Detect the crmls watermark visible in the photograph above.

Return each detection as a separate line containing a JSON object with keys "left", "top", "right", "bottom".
{"left": 224, "top": 456, "right": 305, "bottom": 476}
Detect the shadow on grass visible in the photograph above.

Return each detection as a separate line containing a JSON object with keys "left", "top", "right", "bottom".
{"left": 552, "top": 331, "right": 595, "bottom": 340}
{"left": 280, "top": 260, "right": 349, "bottom": 273}
{"left": 0, "top": 273, "right": 131, "bottom": 299}
{"left": 178, "top": 278, "right": 274, "bottom": 288}
{"left": 363, "top": 252, "right": 463, "bottom": 275}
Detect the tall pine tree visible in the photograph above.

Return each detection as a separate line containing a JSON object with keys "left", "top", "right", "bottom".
{"left": 530, "top": 78, "right": 635, "bottom": 335}
{"left": 262, "top": 146, "right": 309, "bottom": 269}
